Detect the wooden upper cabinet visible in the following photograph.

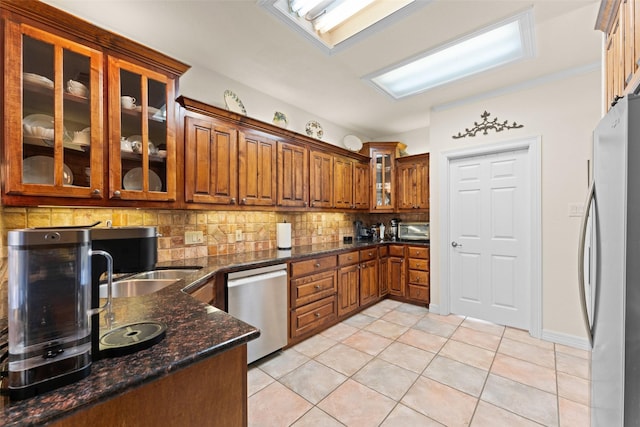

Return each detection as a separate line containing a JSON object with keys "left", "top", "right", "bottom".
{"left": 361, "top": 142, "right": 397, "bottom": 213}
{"left": 184, "top": 116, "right": 238, "bottom": 205}
{"left": 3, "top": 20, "right": 105, "bottom": 201}
{"left": 333, "top": 156, "right": 354, "bottom": 209}
{"left": 1, "top": 0, "right": 189, "bottom": 206}
{"left": 108, "top": 56, "right": 177, "bottom": 202}
{"left": 598, "top": 0, "right": 640, "bottom": 109}
{"left": 277, "top": 141, "right": 308, "bottom": 208}
{"left": 238, "top": 130, "right": 276, "bottom": 206}
{"left": 309, "top": 150, "right": 333, "bottom": 208}
{"left": 396, "top": 154, "right": 429, "bottom": 212}
{"left": 354, "top": 161, "right": 370, "bottom": 210}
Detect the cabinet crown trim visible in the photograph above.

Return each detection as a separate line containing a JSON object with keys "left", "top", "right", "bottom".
{"left": 595, "top": 0, "right": 621, "bottom": 33}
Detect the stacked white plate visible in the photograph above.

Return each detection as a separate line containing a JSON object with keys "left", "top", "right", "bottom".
{"left": 23, "top": 156, "right": 73, "bottom": 185}
{"left": 23, "top": 114, "right": 55, "bottom": 141}
{"left": 23, "top": 73, "right": 54, "bottom": 89}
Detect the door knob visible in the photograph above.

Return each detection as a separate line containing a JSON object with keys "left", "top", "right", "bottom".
{"left": 451, "top": 241, "right": 462, "bottom": 248}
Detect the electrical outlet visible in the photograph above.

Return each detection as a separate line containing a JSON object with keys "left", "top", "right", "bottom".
{"left": 185, "top": 231, "right": 204, "bottom": 244}
{"left": 235, "top": 229, "right": 243, "bottom": 242}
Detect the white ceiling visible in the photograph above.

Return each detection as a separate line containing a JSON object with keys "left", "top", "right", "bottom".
{"left": 44, "top": 0, "right": 602, "bottom": 138}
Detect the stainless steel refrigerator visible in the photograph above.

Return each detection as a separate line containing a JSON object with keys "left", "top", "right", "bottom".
{"left": 580, "top": 94, "right": 640, "bottom": 426}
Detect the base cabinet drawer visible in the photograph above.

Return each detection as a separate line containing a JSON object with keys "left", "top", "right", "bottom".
{"left": 407, "top": 284, "right": 430, "bottom": 303}
{"left": 408, "top": 270, "right": 429, "bottom": 285}
{"left": 291, "top": 255, "right": 337, "bottom": 277}
{"left": 291, "top": 296, "right": 337, "bottom": 338}
{"left": 291, "top": 270, "right": 337, "bottom": 308}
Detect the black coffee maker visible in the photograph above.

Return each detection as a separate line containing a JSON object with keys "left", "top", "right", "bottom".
{"left": 354, "top": 221, "right": 373, "bottom": 241}
{"left": 90, "top": 226, "right": 158, "bottom": 360}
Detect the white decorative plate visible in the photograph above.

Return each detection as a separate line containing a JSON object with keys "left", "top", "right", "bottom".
{"left": 123, "top": 168, "right": 162, "bottom": 191}
{"left": 23, "top": 73, "right": 54, "bottom": 89}
{"left": 305, "top": 120, "right": 323, "bottom": 139}
{"left": 23, "top": 155, "right": 73, "bottom": 185}
{"left": 224, "top": 90, "right": 247, "bottom": 115}
{"left": 343, "top": 134, "right": 363, "bottom": 152}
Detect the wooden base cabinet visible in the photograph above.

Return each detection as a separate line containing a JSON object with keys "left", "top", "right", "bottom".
{"left": 359, "top": 248, "right": 379, "bottom": 306}
{"left": 407, "top": 246, "right": 430, "bottom": 304}
{"left": 289, "top": 255, "right": 337, "bottom": 342}
{"left": 337, "top": 251, "right": 360, "bottom": 316}
{"left": 388, "top": 245, "right": 406, "bottom": 297}
{"left": 378, "top": 246, "right": 389, "bottom": 296}
{"left": 52, "top": 345, "right": 248, "bottom": 427}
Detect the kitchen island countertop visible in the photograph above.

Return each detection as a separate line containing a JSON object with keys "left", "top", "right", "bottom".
{"left": 0, "top": 239, "right": 428, "bottom": 426}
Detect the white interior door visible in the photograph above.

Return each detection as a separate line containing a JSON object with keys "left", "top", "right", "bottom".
{"left": 449, "top": 148, "right": 530, "bottom": 329}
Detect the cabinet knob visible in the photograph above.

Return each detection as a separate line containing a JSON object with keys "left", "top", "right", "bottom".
{"left": 311, "top": 202, "right": 316, "bottom": 207}
{"left": 113, "top": 190, "right": 121, "bottom": 198}
{"left": 315, "top": 263, "right": 320, "bottom": 268}
{"left": 304, "top": 201, "right": 308, "bottom": 207}
{"left": 91, "top": 189, "right": 101, "bottom": 197}
{"left": 315, "top": 312, "right": 320, "bottom": 318}
{"left": 241, "top": 198, "right": 247, "bottom": 205}
{"left": 314, "top": 285, "right": 321, "bottom": 290}
{"left": 230, "top": 198, "right": 236, "bottom": 205}
{"left": 368, "top": 252, "right": 373, "bottom": 256}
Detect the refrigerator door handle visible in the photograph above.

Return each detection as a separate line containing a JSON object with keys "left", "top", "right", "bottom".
{"left": 578, "top": 180, "right": 595, "bottom": 347}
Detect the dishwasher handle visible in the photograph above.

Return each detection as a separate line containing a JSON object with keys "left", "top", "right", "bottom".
{"left": 227, "top": 269, "right": 287, "bottom": 288}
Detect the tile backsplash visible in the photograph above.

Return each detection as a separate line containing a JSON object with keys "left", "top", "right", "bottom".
{"left": 0, "top": 207, "right": 358, "bottom": 317}
{"left": 0, "top": 207, "right": 357, "bottom": 261}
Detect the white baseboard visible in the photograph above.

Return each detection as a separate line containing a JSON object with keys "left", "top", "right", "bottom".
{"left": 542, "top": 329, "right": 591, "bottom": 351}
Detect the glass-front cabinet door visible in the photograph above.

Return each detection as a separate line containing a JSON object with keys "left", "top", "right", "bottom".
{"left": 372, "top": 149, "right": 394, "bottom": 212}
{"left": 4, "top": 21, "right": 104, "bottom": 199}
{"left": 108, "top": 57, "right": 176, "bottom": 202}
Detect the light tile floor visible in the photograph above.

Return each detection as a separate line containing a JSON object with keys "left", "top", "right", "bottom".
{"left": 248, "top": 299, "right": 590, "bottom": 426}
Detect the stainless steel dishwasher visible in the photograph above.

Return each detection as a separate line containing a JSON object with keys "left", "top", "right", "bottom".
{"left": 227, "top": 264, "right": 288, "bottom": 364}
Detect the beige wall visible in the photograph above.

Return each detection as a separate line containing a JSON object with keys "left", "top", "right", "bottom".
{"left": 428, "top": 69, "right": 600, "bottom": 342}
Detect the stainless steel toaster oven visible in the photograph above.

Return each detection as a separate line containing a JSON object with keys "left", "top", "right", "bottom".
{"left": 398, "top": 222, "right": 430, "bottom": 242}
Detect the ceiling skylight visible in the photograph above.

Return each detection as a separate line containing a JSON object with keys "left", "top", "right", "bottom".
{"left": 260, "top": 0, "right": 426, "bottom": 54}
{"left": 367, "top": 9, "right": 535, "bottom": 99}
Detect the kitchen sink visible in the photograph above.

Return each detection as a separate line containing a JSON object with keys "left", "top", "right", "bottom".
{"left": 131, "top": 269, "right": 201, "bottom": 280}
{"left": 99, "top": 278, "right": 178, "bottom": 298}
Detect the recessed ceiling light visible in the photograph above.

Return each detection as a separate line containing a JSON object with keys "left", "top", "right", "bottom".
{"left": 366, "top": 9, "right": 536, "bottom": 99}
{"left": 260, "top": 0, "right": 427, "bottom": 54}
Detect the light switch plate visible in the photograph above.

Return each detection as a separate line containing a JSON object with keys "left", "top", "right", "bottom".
{"left": 235, "top": 229, "right": 243, "bottom": 242}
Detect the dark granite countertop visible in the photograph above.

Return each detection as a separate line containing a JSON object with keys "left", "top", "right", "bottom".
{"left": 0, "top": 240, "right": 428, "bottom": 426}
